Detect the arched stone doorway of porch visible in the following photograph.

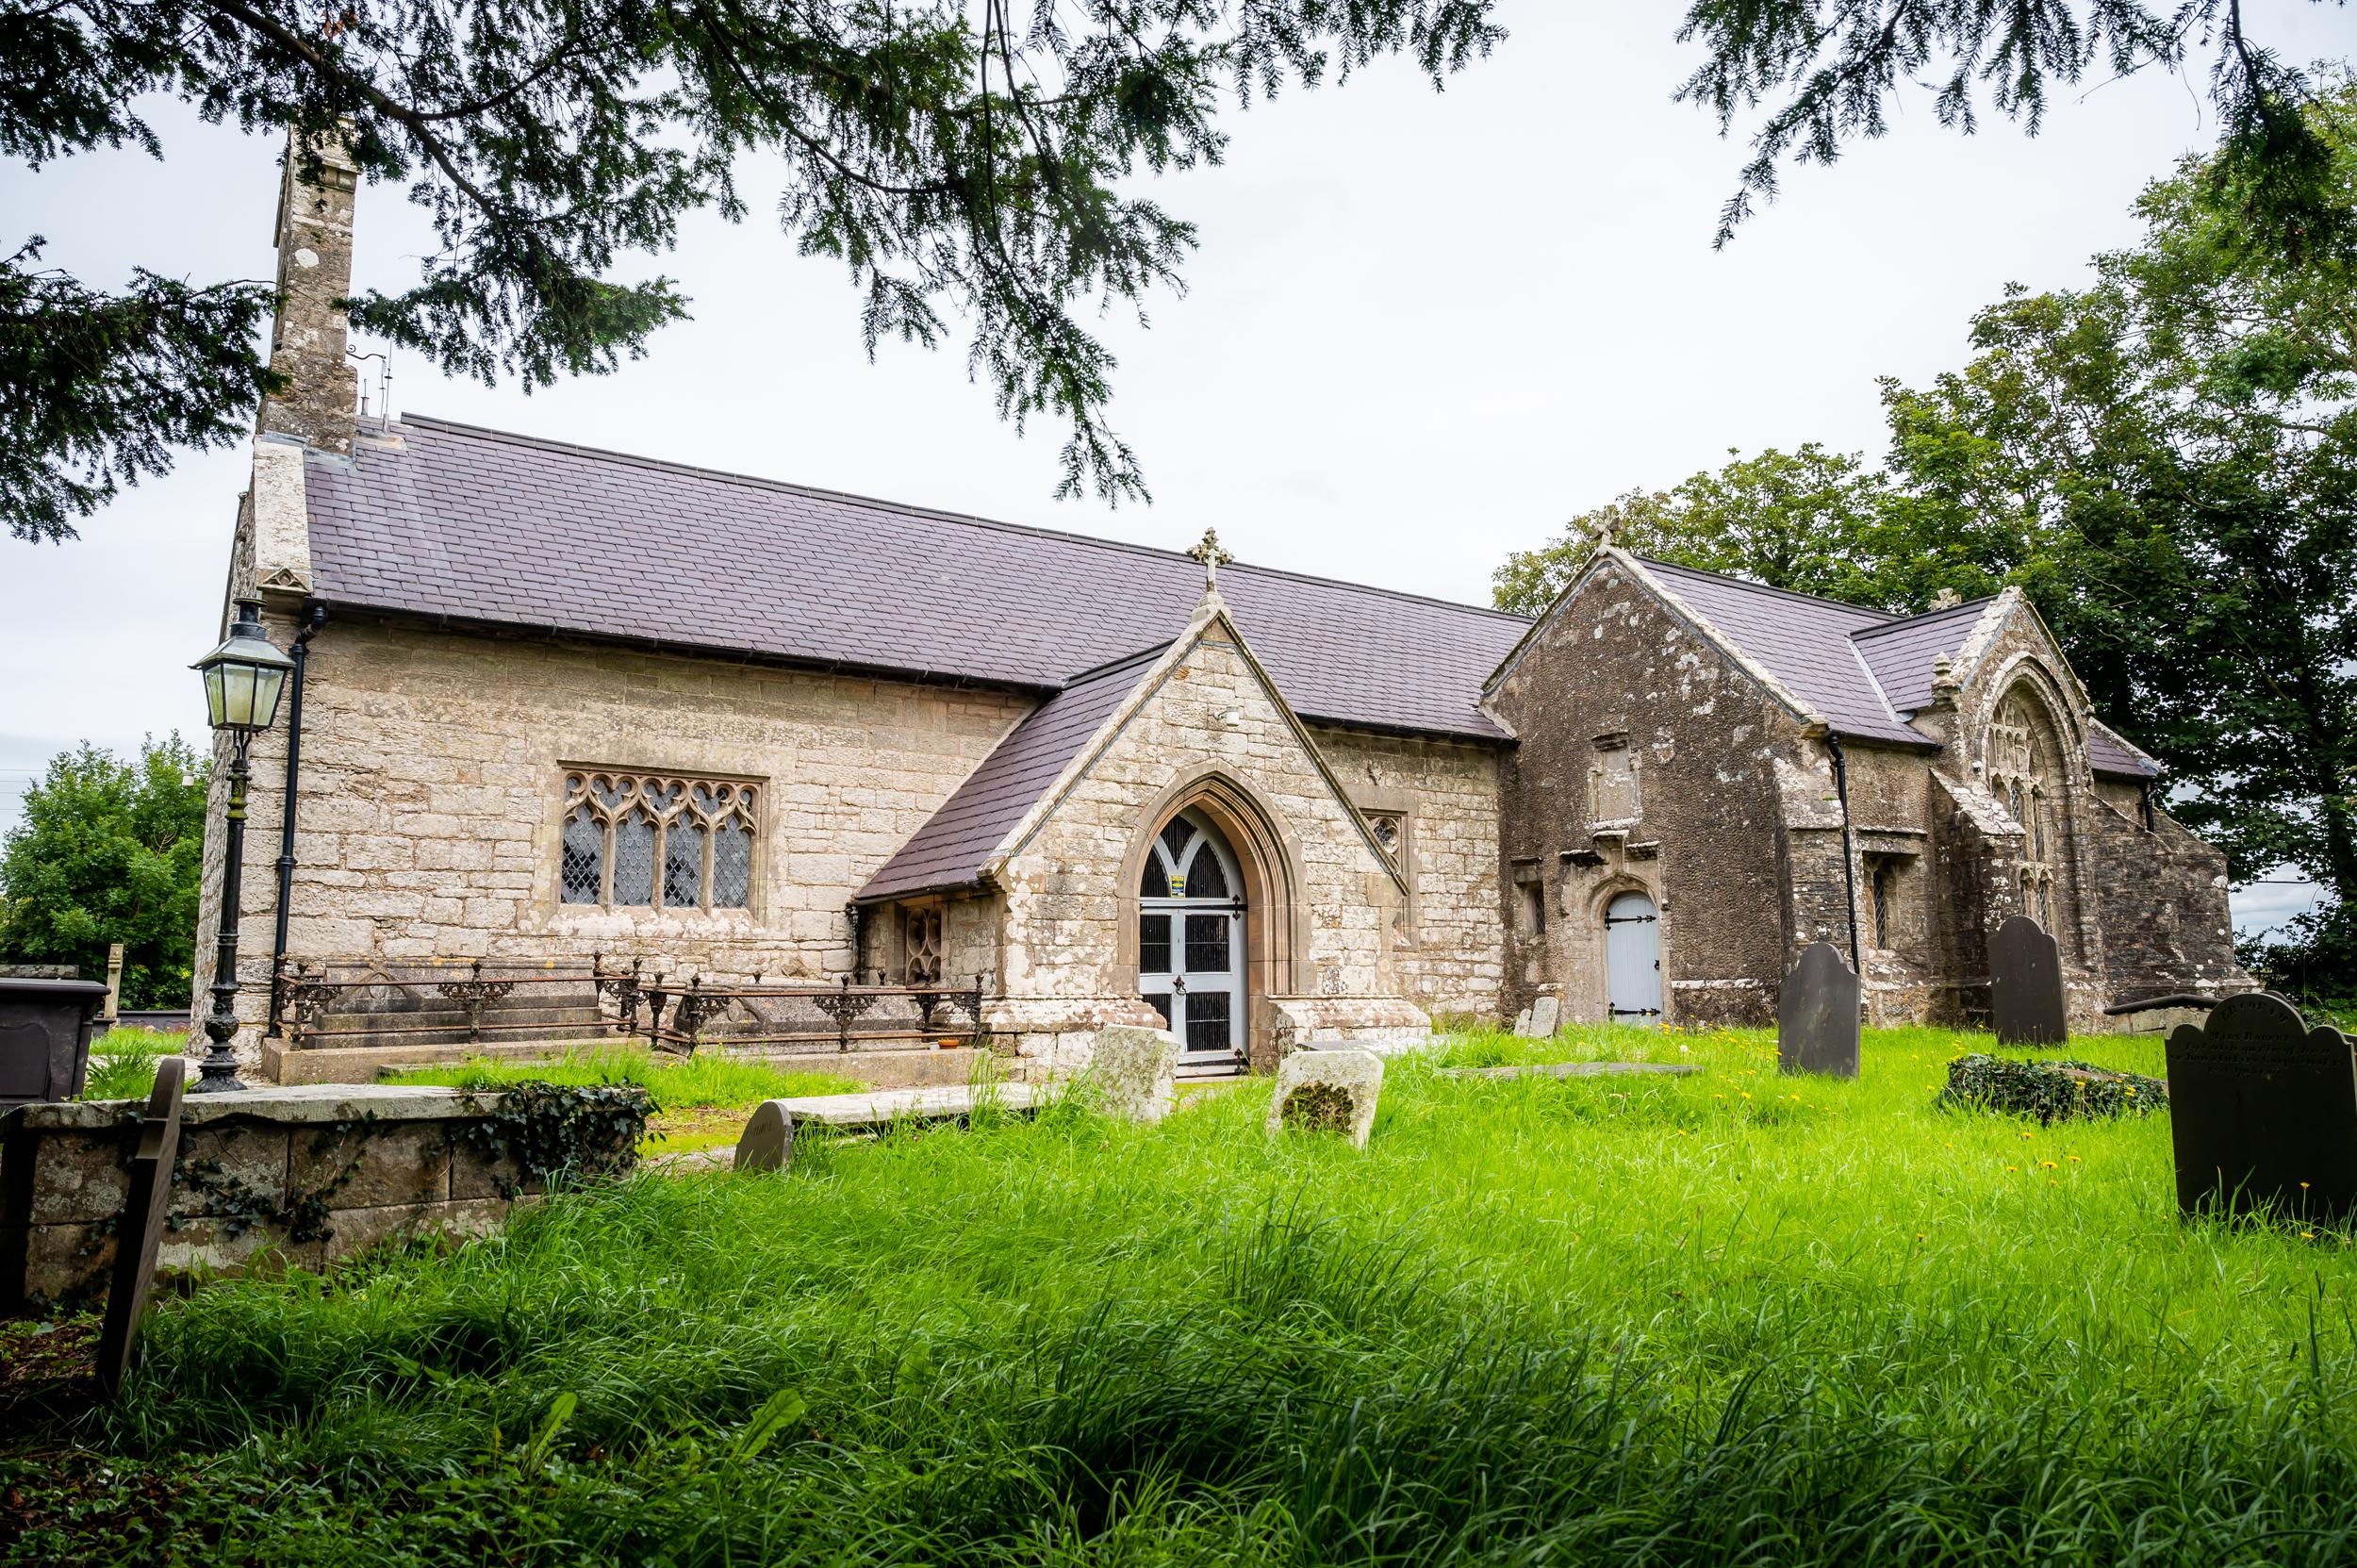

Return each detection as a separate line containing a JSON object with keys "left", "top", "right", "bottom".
{"left": 1115, "top": 767, "right": 1313, "bottom": 1070}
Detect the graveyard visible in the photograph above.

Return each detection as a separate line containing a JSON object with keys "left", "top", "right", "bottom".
{"left": 8, "top": 1019, "right": 2357, "bottom": 1564}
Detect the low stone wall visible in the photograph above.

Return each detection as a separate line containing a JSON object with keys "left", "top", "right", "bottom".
{"left": 1, "top": 1083, "right": 642, "bottom": 1311}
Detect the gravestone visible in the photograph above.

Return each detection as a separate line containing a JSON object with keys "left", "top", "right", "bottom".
{"left": 1089, "top": 1025, "right": 1178, "bottom": 1123}
{"left": 1527, "top": 996, "right": 1560, "bottom": 1038}
{"left": 1777, "top": 941, "right": 1860, "bottom": 1078}
{"left": 734, "top": 1099, "right": 794, "bottom": 1174}
{"left": 1988, "top": 916, "right": 2068, "bottom": 1047}
{"left": 95, "top": 1054, "right": 185, "bottom": 1395}
{"left": 1266, "top": 1048, "right": 1383, "bottom": 1149}
{"left": 2166, "top": 993, "right": 2357, "bottom": 1223}
{"left": 1511, "top": 1008, "right": 1533, "bottom": 1037}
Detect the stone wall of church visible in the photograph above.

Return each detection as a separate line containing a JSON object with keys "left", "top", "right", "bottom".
{"left": 2088, "top": 796, "right": 2245, "bottom": 1002}
{"left": 1486, "top": 558, "right": 1803, "bottom": 1030}
{"left": 993, "top": 630, "right": 1421, "bottom": 1069}
{"left": 1306, "top": 726, "right": 1505, "bottom": 1024}
{"left": 199, "top": 607, "right": 1034, "bottom": 1070}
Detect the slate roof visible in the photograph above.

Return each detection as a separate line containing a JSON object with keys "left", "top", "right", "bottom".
{"left": 1636, "top": 561, "right": 2157, "bottom": 779}
{"left": 857, "top": 648, "right": 1162, "bottom": 901}
{"left": 1637, "top": 560, "right": 1923, "bottom": 747}
{"left": 304, "top": 417, "right": 1527, "bottom": 742}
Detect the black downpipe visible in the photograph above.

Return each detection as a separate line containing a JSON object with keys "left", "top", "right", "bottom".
{"left": 265, "top": 604, "right": 327, "bottom": 1036}
{"left": 1825, "top": 734, "right": 1864, "bottom": 978}
{"left": 2140, "top": 782, "right": 2157, "bottom": 832}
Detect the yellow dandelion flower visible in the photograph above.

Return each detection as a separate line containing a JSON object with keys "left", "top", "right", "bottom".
{"left": 2068, "top": 1155, "right": 2081, "bottom": 1164}
{"left": 2304, "top": 1231, "right": 2317, "bottom": 1241}
{"left": 2006, "top": 1164, "right": 2019, "bottom": 1172}
{"left": 1740, "top": 1093, "right": 1752, "bottom": 1100}
{"left": 2041, "top": 1161, "right": 2057, "bottom": 1169}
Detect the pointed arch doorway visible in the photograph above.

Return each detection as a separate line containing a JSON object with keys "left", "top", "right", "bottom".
{"left": 1138, "top": 808, "right": 1248, "bottom": 1067}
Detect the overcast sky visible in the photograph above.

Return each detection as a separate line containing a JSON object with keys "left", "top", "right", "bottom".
{"left": 6, "top": 1, "right": 2349, "bottom": 933}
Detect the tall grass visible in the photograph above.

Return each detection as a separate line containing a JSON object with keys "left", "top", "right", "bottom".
{"left": 14, "top": 1024, "right": 2357, "bottom": 1564}
{"left": 75, "top": 1028, "right": 183, "bottom": 1101}
{"left": 386, "top": 1043, "right": 866, "bottom": 1107}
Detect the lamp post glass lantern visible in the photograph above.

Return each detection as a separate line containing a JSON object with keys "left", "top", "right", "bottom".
{"left": 190, "top": 600, "right": 294, "bottom": 1092}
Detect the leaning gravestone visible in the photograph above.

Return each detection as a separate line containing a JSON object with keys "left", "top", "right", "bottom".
{"left": 1266, "top": 1048, "right": 1383, "bottom": 1149}
{"left": 1526, "top": 996, "right": 1560, "bottom": 1038}
{"left": 2166, "top": 993, "right": 2357, "bottom": 1223}
{"left": 1089, "top": 1025, "right": 1178, "bottom": 1123}
{"left": 95, "top": 1054, "right": 185, "bottom": 1395}
{"left": 1777, "top": 942, "right": 1860, "bottom": 1078}
{"left": 1988, "top": 916, "right": 2068, "bottom": 1048}
{"left": 1511, "top": 1008, "right": 1533, "bottom": 1037}
{"left": 734, "top": 1099, "right": 794, "bottom": 1174}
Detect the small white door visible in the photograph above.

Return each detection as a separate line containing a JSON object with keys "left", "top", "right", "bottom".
{"left": 1605, "top": 890, "right": 1661, "bottom": 1024}
{"left": 1137, "top": 810, "right": 1246, "bottom": 1061}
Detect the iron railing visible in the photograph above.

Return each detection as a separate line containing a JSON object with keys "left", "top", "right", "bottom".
{"left": 271, "top": 954, "right": 986, "bottom": 1057}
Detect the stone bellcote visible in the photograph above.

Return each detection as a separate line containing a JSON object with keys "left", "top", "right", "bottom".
{"left": 261, "top": 130, "right": 360, "bottom": 454}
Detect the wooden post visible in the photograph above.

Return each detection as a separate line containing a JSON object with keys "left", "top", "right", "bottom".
{"left": 96, "top": 1054, "right": 186, "bottom": 1395}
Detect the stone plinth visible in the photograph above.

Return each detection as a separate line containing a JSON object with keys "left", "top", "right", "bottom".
{"left": 1267, "top": 1048, "right": 1382, "bottom": 1148}
{"left": 1087, "top": 1026, "right": 1179, "bottom": 1123}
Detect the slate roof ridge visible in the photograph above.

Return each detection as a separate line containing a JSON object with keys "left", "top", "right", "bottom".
{"left": 1850, "top": 593, "right": 2003, "bottom": 643}
{"left": 1060, "top": 642, "right": 1175, "bottom": 688}
{"left": 392, "top": 413, "right": 1534, "bottom": 629}
{"left": 1633, "top": 556, "right": 1900, "bottom": 622}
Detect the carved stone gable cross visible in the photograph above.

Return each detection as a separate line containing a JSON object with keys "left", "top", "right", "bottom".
{"left": 1186, "top": 528, "right": 1234, "bottom": 590}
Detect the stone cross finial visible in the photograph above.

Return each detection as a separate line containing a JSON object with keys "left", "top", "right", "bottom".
{"left": 1591, "top": 516, "right": 1617, "bottom": 551}
{"left": 1187, "top": 528, "right": 1234, "bottom": 590}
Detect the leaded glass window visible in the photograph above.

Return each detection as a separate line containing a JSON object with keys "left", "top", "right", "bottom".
{"left": 560, "top": 807, "right": 602, "bottom": 904}
{"left": 558, "top": 769, "right": 762, "bottom": 912}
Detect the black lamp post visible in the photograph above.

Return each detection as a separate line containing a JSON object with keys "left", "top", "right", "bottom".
{"left": 190, "top": 600, "right": 294, "bottom": 1093}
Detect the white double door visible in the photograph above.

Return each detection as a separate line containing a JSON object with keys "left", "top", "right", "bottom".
{"left": 1138, "top": 810, "right": 1245, "bottom": 1061}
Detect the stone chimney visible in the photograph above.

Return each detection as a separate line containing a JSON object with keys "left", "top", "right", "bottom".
{"left": 260, "top": 130, "right": 360, "bottom": 454}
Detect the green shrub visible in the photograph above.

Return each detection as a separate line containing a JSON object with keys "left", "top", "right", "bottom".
{"left": 1938, "top": 1052, "right": 2168, "bottom": 1123}
{"left": 77, "top": 1028, "right": 181, "bottom": 1101}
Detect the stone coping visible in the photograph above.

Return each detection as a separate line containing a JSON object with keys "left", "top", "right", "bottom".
{"left": 2, "top": 1081, "right": 486, "bottom": 1133}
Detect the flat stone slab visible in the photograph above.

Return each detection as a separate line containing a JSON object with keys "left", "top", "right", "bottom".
{"left": 1436, "top": 1062, "right": 1702, "bottom": 1081}
{"left": 751, "top": 1081, "right": 1045, "bottom": 1131}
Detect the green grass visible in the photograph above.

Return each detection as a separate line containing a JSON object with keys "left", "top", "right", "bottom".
{"left": 75, "top": 1028, "right": 183, "bottom": 1101}
{"left": 384, "top": 1044, "right": 867, "bottom": 1108}
{"left": 13, "top": 1024, "right": 2357, "bottom": 1565}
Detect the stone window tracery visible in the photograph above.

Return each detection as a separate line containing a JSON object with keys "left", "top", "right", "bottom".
{"left": 904, "top": 905, "right": 944, "bottom": 984}
{"left": 559, "top": 769, "right": 758, "bottom": 912}
{"left": 1987, "top": 691, "right": 2062, "bottom": 933}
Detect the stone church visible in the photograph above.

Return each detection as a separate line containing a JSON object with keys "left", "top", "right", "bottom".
{"left": 194, "top": 141, "right": 2247, "bottom": 1082}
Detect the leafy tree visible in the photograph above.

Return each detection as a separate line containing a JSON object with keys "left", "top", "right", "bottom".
{"left": 0, "top": 736, "right": 210, "bottom": 1008}
{"left": 1494, "top": 77, "right": 2357, "bottom": 954}
{"left": 5, "top": 0, "right": 1504, "bottom": 540}
{"left": 1491, "top": 445, "right": 1906, "bottom": 616}
{"left": 1677, "top": 0, "right": 2349, "bottom": 256}
{"left": 8, "top": 1, "right": 2340, "bottom": 544}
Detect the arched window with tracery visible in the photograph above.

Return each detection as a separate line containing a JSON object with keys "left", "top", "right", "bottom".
{"left": 1986, "top": 687, "right": 2066, "bottom": 935}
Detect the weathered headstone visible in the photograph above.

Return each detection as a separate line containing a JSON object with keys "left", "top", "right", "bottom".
{"left": 101, "top": 943, "right": 124, "bottom": 1031}
{"left": 2166, "top": 993, "right": 2357, "bottom": 1223}
{"left": 734, "top": 1099, "right": 794, "bottom": 1174}
{"left": 1088, "top": 1025, "right": 1178, "bottom": 1123}
{"left": 1777, "top": 941, "right": 1860, "bottom": 1078}
{"left": 1526, "top": 996, "right": 1560, "bottom": 1038}
{"left": 1988, "top": 916, "right": 2068, "bottom": 1047}
{"left": 1511, "top": 1008, "right": 1533, "bottom": 1037}
{"left": 1266, "top": 1048, "right": 1382, "bottom": 1148}
{"left": 95, "top": 1054, "right": 185, "bottom": 1395}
